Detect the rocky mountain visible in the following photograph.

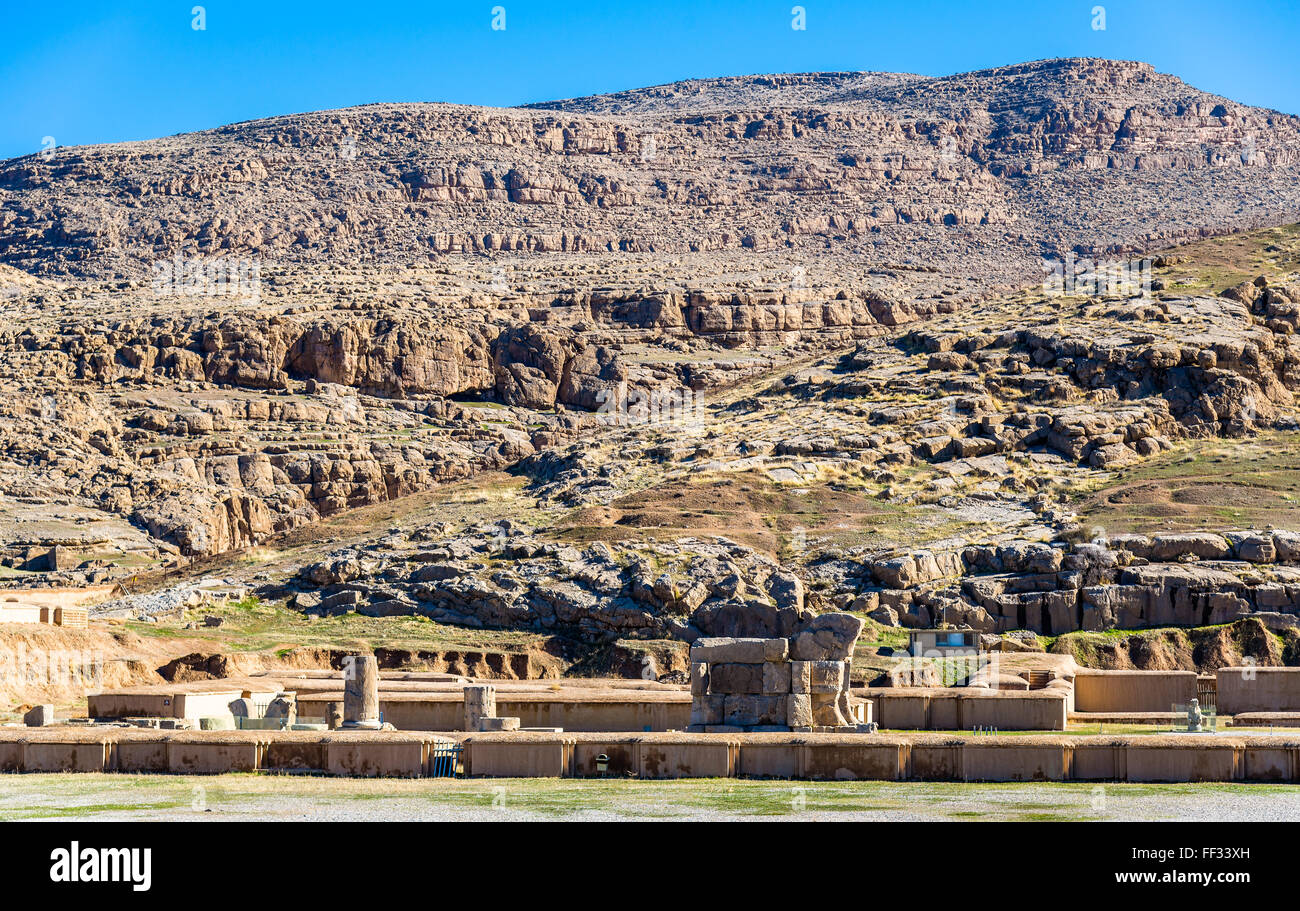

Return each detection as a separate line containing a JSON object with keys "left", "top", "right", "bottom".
{"left": 4, "top": 58, "right": 1300, "bottom": 648}
{"left": 2, "top": 58, "right": 1298, "bottom": 288}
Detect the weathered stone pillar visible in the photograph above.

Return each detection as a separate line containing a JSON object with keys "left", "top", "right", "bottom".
{"left": 342, "top": 655, "right": 380, "bottom": 729}
{"left": 463, "top": 684, "right": 497, "bottom": 731}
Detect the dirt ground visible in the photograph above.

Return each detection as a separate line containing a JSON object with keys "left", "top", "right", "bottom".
{"left": 1073, "top": 432, "right": 1300, "bottom": 535}
{"left": 586, "top": 471, "right": 901, "bottom": 556}
{"left": 1050, "top": 618, "right": 1300, "bottom": 673}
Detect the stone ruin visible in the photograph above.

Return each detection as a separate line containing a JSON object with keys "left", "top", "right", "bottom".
{"left": 342, "top": 654, "right": 381, "bottom": 730}
{"left": 686, "top": 613, "right": 875, "bottom": 733}
{"left": 461, "top": 684, "right": 564, "bottom": 733}
{"left": 464, "top": 684, "right": 520, "bottom": 732}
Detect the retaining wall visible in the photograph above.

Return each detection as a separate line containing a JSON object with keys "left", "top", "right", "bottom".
{"left": 5, "top": 729, "right": 1300, "bottom": 783}
{"left": 1073, "top": 671, "right": 1197, "bottom": 713}
{"left": 1218, "top": 667, "right": 1300, "bottom": 714}
{"left": 1231, "top": 712, "right": 1300, "bottom": 727}
{"left": 867, "top": 689, "right": 1068, "bottom": 730}
{"left": 92, "top": 684, "right": 1076, "bottom": 733}
{"left": 0, "top": 585, "right": 117, "bottom": 608}
{"left": 88, "top": 689, "right": 279, "bottom": 721}
{"left": 0, "top": 605, "right": 42, "bottom": 624}
{"left": 227, "top": 691, "right": 692, "bottom": 732}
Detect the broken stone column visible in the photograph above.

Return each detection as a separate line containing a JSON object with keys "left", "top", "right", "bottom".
{"left": 342, "top": 655, "right": 381, "bottom": 729}
{"left": 476, "top": 716, "right": 520, "bottom": 732}
{"left": 463, "top": 684, "right": 497, "bottom": 731}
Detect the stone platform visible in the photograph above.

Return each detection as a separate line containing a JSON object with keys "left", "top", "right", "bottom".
{"left": 5, "top": 728, "right": 1300, "bottom": 782}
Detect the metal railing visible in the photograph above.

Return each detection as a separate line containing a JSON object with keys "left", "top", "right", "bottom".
{"left": 429, "top": 743, "right": 463, "bottom": 778}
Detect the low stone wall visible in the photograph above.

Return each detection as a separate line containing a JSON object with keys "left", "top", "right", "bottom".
{"left": 0, "top": 605, "right": 42, "bottom": 624}
{"left": 465, "top": 734, "right": 573, "bottom": 777}
{"left": 90, "top": 685, "right": 693, "bottom": 732}
{"left": 501, "top": 694, "right": 690, "bottom": 732}
{"left": 91, "top": 673, "right": 1243, "bottom": 733}
{"left": 0, "top": 585, "right": 117, "bottom": 608}
{"left": 1218, "top": 667, "right": 1300, "bottom": 714}
{"left": 294, "top": 691, "right": 693, "bottom": 732}
{"left": 466, "top": 733, "right": 741, "bottom": 778}
{"left": 1073, "top": 670, "right": 1197, "bottom": 713}
{"left": 0, "top": 586, "right": 111, "bottom": 628}
{"left": 735, "top": 733, "right": 907, "bottom": 780}
{"left": 90, "top": 683, "right": 1073, "bottom": 732}
{"left": 88, "top": 688, "right": 281, "bottom": 721}
{"left": 6, "top": 729, "right": 1300, "bottom": 782}
{"left": 866, "top": 688, "right": 1068, "bottom": 730}
{"left": 87, "top": 691, "right": 187, "bottom": 719}
{"left": 0, "top": 730, "right": 452, "bottom": 777}
{"left": 1231, "top": 712, "right": 1300, "bottom": 727}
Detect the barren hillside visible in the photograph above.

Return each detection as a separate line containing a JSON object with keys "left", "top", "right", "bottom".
{"left": 3, "top": 58, "right": 1299, "bottom": 285}
{"left": 2, "top": 58, "right": 1300, "bottom": 664}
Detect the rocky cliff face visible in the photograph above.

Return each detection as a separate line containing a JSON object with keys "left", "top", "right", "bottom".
{"left": 845, "top": 532, "right": 1300, "bottom": 639}
{"left": 2, "top": 57, "right": 1300, "bottom": 596}
{"left": 265, "top": 524, "right": 1300, "bottom": 645}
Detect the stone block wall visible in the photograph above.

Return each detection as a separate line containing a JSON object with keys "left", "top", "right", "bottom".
{"left": 686, "top": 613, "right": 868, "bottom": 732}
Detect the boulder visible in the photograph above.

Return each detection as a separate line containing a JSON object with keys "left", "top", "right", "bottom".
{"left": 766, "top": 571, "right": 805, "bottom": 611}
{"left": 868, "top": 605, "right": 899, "bottom": 627}
{"left": 1149, "top": 532, "right": 1231, "bottom": 562}
{"left": 1274, "top": 532, "right": 1300, "bottom": 562}
{"left": 1233, "top": 533, "right": 1278, "bottom": 563}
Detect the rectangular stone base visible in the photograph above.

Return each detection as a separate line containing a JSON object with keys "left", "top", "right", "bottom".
{"left": 476, "top": 716, "right": 521, "bottom": 732}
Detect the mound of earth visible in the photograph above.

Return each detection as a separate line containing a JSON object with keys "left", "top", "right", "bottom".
{"left": 1051, "top": 617, "right": 1297, "bottom": 673}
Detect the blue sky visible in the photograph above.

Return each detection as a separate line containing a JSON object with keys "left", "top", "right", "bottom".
{"left": 3, "top": 0, "right": 1298, "bottom": 160}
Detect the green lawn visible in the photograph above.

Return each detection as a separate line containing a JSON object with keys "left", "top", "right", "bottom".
{"left": 2, "top": 774, "right": 1297, "bottom": 821}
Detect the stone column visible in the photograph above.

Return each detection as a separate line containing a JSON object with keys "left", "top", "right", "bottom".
{"left": 342, "top": 655, "right": 381, "bottom": 729}
{"left": 463, "top": 685, "right": 497, "bottom": 731}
